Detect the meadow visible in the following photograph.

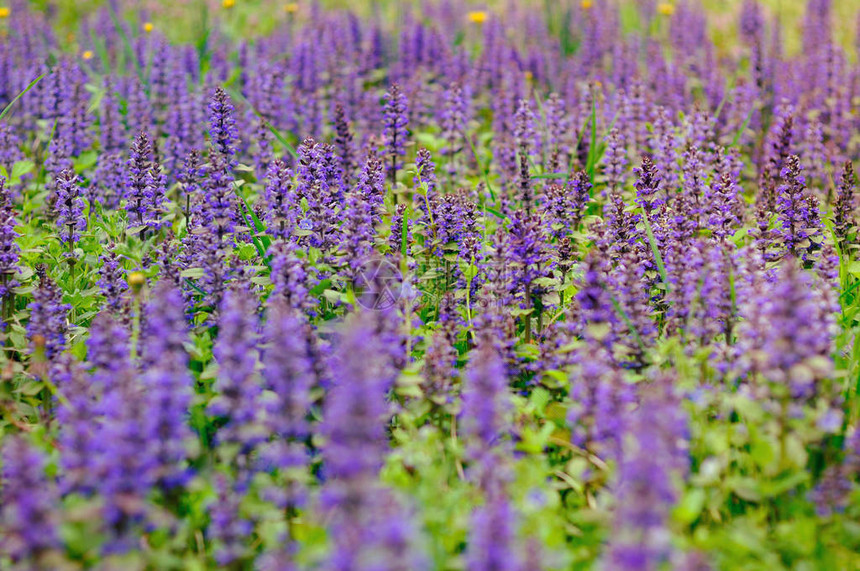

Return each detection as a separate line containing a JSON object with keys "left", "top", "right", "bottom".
{"left": 1, "top": 0, "right": 860, "bottom": 569}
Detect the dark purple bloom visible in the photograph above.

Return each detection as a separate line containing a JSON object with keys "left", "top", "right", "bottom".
{"left": 203, "top": 149, "right": 238, "bottom": 242}
{"left": 209, "top": 86, "right": 239, "bottom": 167}
{"left": 634, "top": 154, "right": 663, "bottom": 217}
{"left": 356, "top": 152, "right": 386, "bottom": 228}
{"left": 414, "top": 147, "right": 438, "bottom": 202}
{"left": 541, "top": 176, "right": 590, "bottom": 240}
{"left": 91, "top": 317, "right": 152, "bottom": 549}
{"left": 269, "top": 241, "right": 312, "bottom": 313}
{"left": 567, "top": 334, "right": 633, "bottom": 459}
{"left": 97, "top": 246, "right": 128, "bottom": 315}
{"left": 295, "top": 137, "right": 343, "bottom": 249}
{"left": 0, "top": 177, "right": 20, "bottom": 299}
{"left": 506, "top": 210, "right": 551, "bottom": 318}
{"left": 513, "top": 98, "right": 538, "bottom": 159}
{"left": 776, "top": 155, "right": 816, "bottom": 257}
{"left": 833, "top": 160, "right": 856, "bottom": 247}
{"left": 125, "top": 131, "right": 166, "bottom": 235}
{"left": 179, "top": 149, "right": 206, "bottom": 221}
{"left": 382, "top": 83, "right": 409, "bottom": 185}
{"left": 705, "top": 171, "right": 741, "bottom": 241}
{"left": 262, "top": 158, "right": 297, "bottom": 240}
{"left": 54, "top": 169, "right": 86, "bottom": 247}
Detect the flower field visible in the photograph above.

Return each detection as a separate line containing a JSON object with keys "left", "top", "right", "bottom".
{"left": 2, "top": 0, "right": 860, "bottom": 568}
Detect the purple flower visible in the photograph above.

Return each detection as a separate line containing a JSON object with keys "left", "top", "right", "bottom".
{"left": 91, "top": 319, "right": 152, "bottom": 549}
{"left": 605, "top": 376, "right": 688, "bottom": 571}
{"left": 210, "top": 285, "right": 264, "bottom": 453}
{"left": 460, "top": 342, "right": 511, "bottom": 486}
{"left": 269, "top": 241, "right": 312, "bottom": 313}
{"left": 776, "top": 154, "right": 821, "bottom": 258}
{"left": 209, "top": 86, "right": 239, "bottom": 167}
{"left": 55, "top": 354, "right": 100, "bottom": 496}
{"left": 97, "top": 246, "right": 128, "bottom": 315}
{"left": 736, "top": 256, "right": 835, "bottom": 401}
{"left": 141, "top": 282, "right": 194, "bottom": 489}
{"left": 513, "top": 98, "right": 538, "bottom": 159}
{"left": 164, "top": 67, "right": 201, "bottom": 180}
{"left": 414, "top": 147, "right": 438, "bottom": 202}
{"left": 209, "top": 474, "right": 253, "bottom": 566}
{"left": 740, "top": 0, "right": 764, "bottom": 45}
{"left": 833, "top": 160, "right": 856, "bottom": 247}
{"left": 333, "top": 102, "right": 356, "bottom": 184}
{"left": 506, "top": 210, "right": 551, "bottom": 315}
{"left": 382, "top": 83, "right": 409, "bottom": 185}
{"left": 125, "top": 131, "right": 166, "bottom": 235}
{"left": 44, "top": 134, "right": 73, "bottom": 214}
{"left": 567, "top": 335, "right": 633, "bottom": 459}
{"left": 0, "top": 436, "right": 59, "bottom": 563}
{"left": 203, "top": 149, "right": 238, "bottom": 242}
{"left": 0, "top": 177, "right": 20, "bottom": 299}
{"left": 603, "top": 127, "right": 627, "bottom": 192}
{"left": 262, "top": 158, "right": 297, "bottom": 240}
{"left": 27, "top": 267, "right": 70, "bottom": 362}
{"left": 179, "top": 149, "right": 206, "bottom": 221}
{"left": 634, "top": 154, "right": 663, "bottom": 217}
{"left": 705, "top": 171, "right": 741, "bottom": 241}
{"left": 260, "top": 299, "right": 314, "bottom": 474}
{"left": 466, "top": 484, "right": 521, "bottom": 571}
{"left": 541, "top": 175, "right": 590, "bottom": 240}
{"left": 440, "top": 82, "right": 467, "bottom": 178}
{"left": 295, "top": 137, "right": 343, "bottom": 249}
{"left": 321, "top": 313, "right": 393, "bottom": 482}
{"left": 320, "top": 314, "right": 426, "bottom": 569}
{"left": 54, "top": 169, "right": 86, "bottom": 247}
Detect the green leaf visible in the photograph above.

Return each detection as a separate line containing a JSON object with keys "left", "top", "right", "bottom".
{"left": 10, "top": 160, "right": 34, "bottom": 181}
{"left": 674, "top": 489, "right": 706, "bottom": 525}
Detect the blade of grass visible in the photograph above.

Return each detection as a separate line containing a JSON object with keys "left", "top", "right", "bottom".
{"left": 640, "top": 206, "right": 671, "bottom": 298}
{"left": 0, "top": 72, "right": 48, "bottom": 123}
{"left": 228, "top": 86, "right": 299, "bottom": 160}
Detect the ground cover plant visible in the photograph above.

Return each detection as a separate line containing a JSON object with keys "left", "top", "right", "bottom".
{"left": 2, "top": 0, "right": 860, "bottom": 568}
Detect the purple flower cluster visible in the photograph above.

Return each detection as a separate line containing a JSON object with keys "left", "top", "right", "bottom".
{"left": 0, "top": 0, "right": 858, "bottom": 568}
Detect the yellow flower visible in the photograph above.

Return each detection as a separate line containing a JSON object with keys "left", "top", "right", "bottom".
{"left": 0, "top": 7, "right": 10, "bottom": 19}
{"left": 580, "top": 0, "right": 593, "bottom": 9}
{"left": 524, "top": 71, "right": 533, "bottom": 82}
{"left": 657, "top": 2, "right": 674, "bottom": 16}
{"left": 284, "top": 2, "right": 298, "bottom": 13}
{"left": 143, "top": 22, "right": 154, "bottom": 33}
{"left": 223, "top": 0, "right": 235, "bottom": 8}
{"left": 82, "top": 50, "right": 94, "bottom": 60}
{"left": 467, "top": 11, "right": 487, "bottom": 24}
{"left": 128, "top": 272, "right": 146, "bottom": 293}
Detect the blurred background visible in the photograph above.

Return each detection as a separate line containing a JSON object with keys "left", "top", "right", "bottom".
{"left": 15, "top": 0, "right": 860, "bottom": 56}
